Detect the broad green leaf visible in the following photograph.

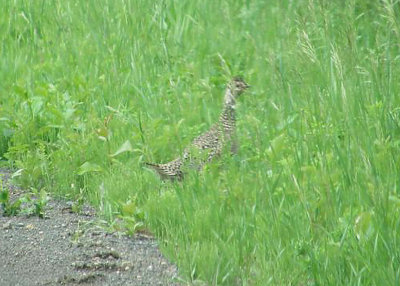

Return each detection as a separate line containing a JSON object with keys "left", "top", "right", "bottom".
{"left": 77, "top": 162, "right": 103, "bottom": 175}
{"left": 96, "top": 127, "right": 109, "bottom": 138}
{"left": 11, "top": 169, "right": 24, "bottom": 178}
{"left": 110, "top": 140, "right": 133, "bottom": 157}
{"left": 39, "top": 188, "right": 50, "bottom": 204}
{"left": 121, "top": 200, "right": 137, "bottom": 216}
{"left": 0, "top": 190, "right": 9, "bottom": 203}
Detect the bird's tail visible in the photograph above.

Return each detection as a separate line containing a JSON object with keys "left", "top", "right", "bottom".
{"left": 144, "top": 162, "right": 168, "bottom": 178}
{"left": 144, "top": 161, "right": 183, "bottom": 181}
{"left": 144, "top": 162, "right": 163, "bottom": 173}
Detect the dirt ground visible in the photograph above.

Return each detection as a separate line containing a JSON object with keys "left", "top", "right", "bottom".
{"left": 0, "top": 169, "right": 180, "bottom": 286}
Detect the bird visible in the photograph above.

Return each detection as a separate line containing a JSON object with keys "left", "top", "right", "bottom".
{"left": 145, "top": 77, "right": 250, "bottom": 181}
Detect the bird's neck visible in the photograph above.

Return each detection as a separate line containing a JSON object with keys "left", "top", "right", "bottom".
{"left": 223, "top": 88, "right": 236, "bottom": 107}
{"left": 219, "top": 88, "right": 236, "bottom": 131}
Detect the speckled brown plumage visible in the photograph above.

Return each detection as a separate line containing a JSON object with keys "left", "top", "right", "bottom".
{"left": 144, "top": 159, "right": 184, "bottom": 181}
{"left": 146, "top": 77, "right": 249, "bottom": 180}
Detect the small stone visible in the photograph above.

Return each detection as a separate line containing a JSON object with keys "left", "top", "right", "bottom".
{"left": 16, "top": 223, "right": 24, "bottom": 228}
{"left": 2, "top": 221, "right": 11, "bottom": 229}
{"left": 26, "top": 224, "right": 34, "bottom": 230}
{"left": 91, "top": 230, "right": 102, "bottom": 236}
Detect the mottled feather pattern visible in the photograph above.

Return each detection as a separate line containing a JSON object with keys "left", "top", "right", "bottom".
{"left": 144, "top": 159, "right": 184, "bottom": 181}
{"left": 145, "top": 77, "right": 249, "bottom": 180}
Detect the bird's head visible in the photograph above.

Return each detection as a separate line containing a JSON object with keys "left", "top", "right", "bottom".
{"left": 224, "top": 77, "right": 250, "bottom": 105}
{"left": 229, "top": 77, "right": 250, "bottom": 96}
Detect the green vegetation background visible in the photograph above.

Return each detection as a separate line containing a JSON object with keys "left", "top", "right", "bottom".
{"left": 1, "top": 0, "right": 400, "bottom": 284}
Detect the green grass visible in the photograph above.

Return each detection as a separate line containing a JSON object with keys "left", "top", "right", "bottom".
{"left": 1, "top": 0, "right": 400, "bottom": 284}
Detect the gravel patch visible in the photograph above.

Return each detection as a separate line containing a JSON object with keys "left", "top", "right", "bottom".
{"left": 0, "top": 169, "right": 180, "bottom": 286}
